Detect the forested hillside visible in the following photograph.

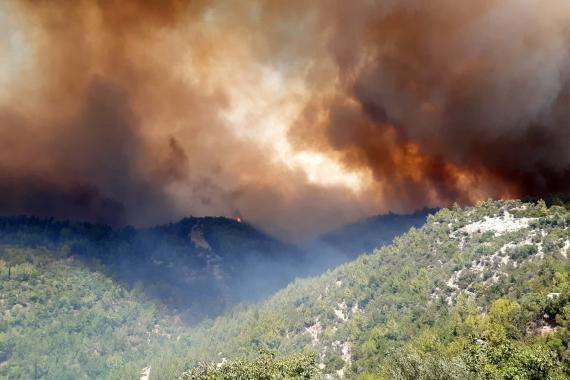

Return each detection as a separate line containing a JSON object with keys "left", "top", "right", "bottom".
{"left": 303, "top": 209, "right": 434, "bottom": 272}
{"left": 169, "top": 200, "right": 570, "bottom": 379}
{"left": 0, "top": 216, "right": 302, "bottom": 322}
{"left": 0, "top": 246, "right": 190, "bottom": 380}
{"left": 0, "top": 212, "right": 423, "bottom": 324}
{"left": 0, "top": 211, "right": 428, "bottom": 380}
{"left": 3, "top": 200, "right": 570, "bottom": 379}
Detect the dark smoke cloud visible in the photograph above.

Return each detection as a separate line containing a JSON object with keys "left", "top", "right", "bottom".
{"left": 0, "top": 0, "right": 207, "bottom": 226}
{"left": 288, "top": 0, "right": 570, "bottom": 211}
{"left": 1, "top": 0, "right": 570, "bottom": 240}
{"left": 0, "top": 80, "right": 176, "bottom": 225}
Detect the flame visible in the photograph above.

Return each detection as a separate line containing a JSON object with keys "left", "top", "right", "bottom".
{"left": 236, "top": 216, "right": 242, "bottom": 223}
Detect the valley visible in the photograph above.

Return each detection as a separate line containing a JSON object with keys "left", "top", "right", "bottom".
{"left": 2, "top": 199, "right": 570, "bottom": 379}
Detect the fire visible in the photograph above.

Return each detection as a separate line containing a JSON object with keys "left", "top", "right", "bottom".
{"left": 236, "top": 216, "right": 242, "bottom": 223}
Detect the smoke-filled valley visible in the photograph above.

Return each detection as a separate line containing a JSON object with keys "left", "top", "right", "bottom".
{"left": 0, "top": 210, "right": 431, "bottom": 323}
{"left": 2, "top": 0, "right": 570, "bottom": 379}
{"left": 3, "top": 200, "right": 570, "bottom": 379}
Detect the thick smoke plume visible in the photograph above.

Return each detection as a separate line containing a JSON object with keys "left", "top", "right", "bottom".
{"left": 301, "top": 0, "right": 570, "bottom": 208}
{"left": 1, "top": 0, "right": 569, "bottom": 240}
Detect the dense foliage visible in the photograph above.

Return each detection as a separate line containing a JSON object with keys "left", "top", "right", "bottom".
{"left": 3, "top": 200, "right": 570, "bottom": 379}
{"left": 0, "top": 216, "right": 302, "bottom": 322}
{"left": 0, "top": 212, "right": 424, "bottom": 325}
{"left": 167, "top": 200, "right": 570, "bottom": 379}
{"left": 181, "top": 350, "right": 318, "bottom": 380}
{"left": 0, "top": 246, "right": 190, "bottom": 380}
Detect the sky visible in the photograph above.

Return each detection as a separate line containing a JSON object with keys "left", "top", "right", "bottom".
{"left": 0, "top": 0, "right": 569, "bottom": 241}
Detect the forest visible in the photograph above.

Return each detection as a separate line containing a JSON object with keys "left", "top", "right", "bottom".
{"left": 1, "top": 200, "right": 570, "bottom": 379}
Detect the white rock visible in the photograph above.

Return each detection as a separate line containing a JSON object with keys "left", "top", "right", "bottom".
{"left": 140, "top": 366, "right": 151, "bottom": 380}
{"left": 458, "top": 212, "right": 534, "bottom": 236}
{"left": 305, "top": 320, "right": 322, "bottom": 345}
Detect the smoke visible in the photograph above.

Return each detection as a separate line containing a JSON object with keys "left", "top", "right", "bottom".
{"left": 290, "top": 0, "right": 570, "bottom": 208}
{"left": 1, "top": 0, "right": 570, "bottom": 240}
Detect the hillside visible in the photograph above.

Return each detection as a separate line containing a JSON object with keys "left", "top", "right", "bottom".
{"left": 0, "top": 245, "right": 191, "bottom": 380}
{"left": 0, "top": 210, "right": 437, "bottom": 380}
{"left": 0, "top": 216, "right": 302, "bottom": 322}
{"left": 3, "top": 200, "right": 570, "bottom": 379}
{"left": 167, "top": 200, "right": 570, "bottom": 379}
{"left": 0, "top": 212, "right": 426, "bottom": 324}
{"left": 303, "top": 209, "right": 435, "bottom": 271}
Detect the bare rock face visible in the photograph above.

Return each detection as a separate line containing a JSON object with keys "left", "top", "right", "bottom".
{"left": 140, "top": 366, "right": 151, "bottom": 380}
{"left": 189, "top": 225, "right": 212, "bottom": 250}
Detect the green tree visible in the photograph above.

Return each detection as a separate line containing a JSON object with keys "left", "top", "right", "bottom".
{"left": 181, "top": 350, "right": 318, "bottom": 380}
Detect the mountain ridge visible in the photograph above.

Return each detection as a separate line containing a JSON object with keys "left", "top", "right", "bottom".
{"left": 0, "top": 211, "right": 429, "bottom": 321}
{"left": 0, "top": 214, "right": 299, "bottom": 322}
{"left": 165, "top": 199, "right": 570, "bottom": 379}
{"left": 4, "top": 200, "right": 570, "bottom": 379}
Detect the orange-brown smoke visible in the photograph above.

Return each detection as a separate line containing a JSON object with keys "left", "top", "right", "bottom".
{"left": 1, "top": 0, "right": 569, "bottom": 240}
{"left": 290, "top": 0, "right": 570, "bottom": 210}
